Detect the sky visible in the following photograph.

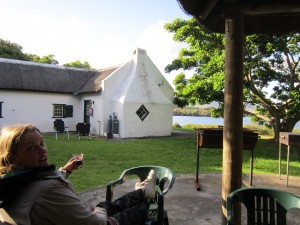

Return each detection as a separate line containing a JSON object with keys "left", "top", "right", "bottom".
{"left": 0, "top": 0, "right": 191, "bottom": 86}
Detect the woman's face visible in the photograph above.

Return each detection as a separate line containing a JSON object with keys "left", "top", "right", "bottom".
{"left": 15, "top": 130, "right": 49, "bottom": 168}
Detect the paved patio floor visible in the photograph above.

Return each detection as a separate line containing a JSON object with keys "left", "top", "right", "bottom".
{"left": 77, "top": 172, "right": 300, "bottom": 225}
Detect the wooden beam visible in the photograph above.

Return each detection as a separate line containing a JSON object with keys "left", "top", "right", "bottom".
{"left": 222, "top": 13, "right": 244, "bottom": 225}
{"left": 224, "top": 2, "right": 300, "bottom": 15}
{"left": 198, "top": 0, "right": 218, "bottom": 19}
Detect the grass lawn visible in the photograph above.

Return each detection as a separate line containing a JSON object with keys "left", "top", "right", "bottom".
{"left": 44, "top": 131, "right": 300, "bottom": 192}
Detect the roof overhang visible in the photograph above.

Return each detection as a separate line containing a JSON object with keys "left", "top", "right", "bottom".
{"left": 177, "top": 0, "right": 300, "bottom": 34}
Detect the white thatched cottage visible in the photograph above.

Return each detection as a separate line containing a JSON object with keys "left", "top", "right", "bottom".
{"left": 0, "top": 48, "right": 174, "bottom": 138}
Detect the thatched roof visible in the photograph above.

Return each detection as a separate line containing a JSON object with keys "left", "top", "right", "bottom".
{"left": 177, "top": 0, "right": 300, "bottom": 34}
{"left": 0, "top": 58, "right": 120, "bottom": 94}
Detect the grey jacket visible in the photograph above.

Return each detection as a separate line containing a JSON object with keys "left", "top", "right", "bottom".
{"left": 2, "top": 169, "right": 107, "bottom": 225}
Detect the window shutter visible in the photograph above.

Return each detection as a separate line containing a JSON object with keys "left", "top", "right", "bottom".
{"left": 65, "top": 105, "right": 73, "bottom": 117}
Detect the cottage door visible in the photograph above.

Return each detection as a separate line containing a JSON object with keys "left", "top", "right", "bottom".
{"left": 84, "top": 100, "right": 91, "bottom": 123}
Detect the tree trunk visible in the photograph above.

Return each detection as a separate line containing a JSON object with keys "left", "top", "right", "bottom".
{"left": 271, "top": 115, "right": 281, "bottom": 142}
{"left": 273, "top": 118, "right": 299, "bottom": 142}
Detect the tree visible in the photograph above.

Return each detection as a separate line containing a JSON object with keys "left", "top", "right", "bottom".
{"left": 25, "top": 53, "right": 42, "bottom": 62}
{"left": 0, "top": 39, "right": 59, "bottom": 65}
{"left": 63, "top": 60, "right": 93, "bottom": 70}
{"left": 0, "top": 39, "right": 29, "bottom": 60}
{"left": 0, "top": 39, "right": 94, "bottom": 69}
{"left": 26, "top": 54, "right": 59, "bottom": 65}
{"left": 164, "top": 18, "right": 300, "bottom": 141}
{"left": 39, "top": 54, "right": 59, "bottom": 65}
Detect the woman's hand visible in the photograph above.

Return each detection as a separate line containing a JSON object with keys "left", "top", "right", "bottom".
{"left": 62, "top": 154, "right": 84, "bottom": 173}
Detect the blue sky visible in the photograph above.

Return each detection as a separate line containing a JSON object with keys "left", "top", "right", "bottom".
{"left": 0, "top": 0, "right": 191, "bottom": 85}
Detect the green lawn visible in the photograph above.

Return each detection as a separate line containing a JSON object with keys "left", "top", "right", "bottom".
{"left": 44, "top": 131, "right": 300, "bottom": 192}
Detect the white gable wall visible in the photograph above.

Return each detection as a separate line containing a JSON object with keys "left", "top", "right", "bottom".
{"left": 120, "top": 102, "right": 173, "bottom": 138}
{"left": 101, "top": 60, "right": 133, "bottom": 134}
{"left": 105, "top": 48, "right": 174, "bottom": 138}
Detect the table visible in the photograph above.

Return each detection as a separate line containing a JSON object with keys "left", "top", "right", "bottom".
{"left": 279, "top": 132, "right": 300, "bottom": 186}
{"left": 195, "top": 128, "right": 258, "bottom": 191}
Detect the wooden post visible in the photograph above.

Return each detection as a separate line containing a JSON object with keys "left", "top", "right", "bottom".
{"left": 222, "top": 13, "right": 244, "bottom": 225}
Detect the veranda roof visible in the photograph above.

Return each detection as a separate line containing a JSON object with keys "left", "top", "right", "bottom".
{"left": 177, "top": 0, "right": 300, "bottom": 34}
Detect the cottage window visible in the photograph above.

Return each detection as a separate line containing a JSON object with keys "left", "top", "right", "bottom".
{"left": 53, "top": 104, "right": 73, "bottom": 118}
{"left": 136, "top": 104, "right": 149, "bottom": 121}
{"left": 0, "top": 102, "right": 3, "bottom": 118}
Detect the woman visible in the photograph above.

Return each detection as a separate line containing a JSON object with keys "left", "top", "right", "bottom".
{"left": 0, "top": 124, "right": 156, "bottom": 225}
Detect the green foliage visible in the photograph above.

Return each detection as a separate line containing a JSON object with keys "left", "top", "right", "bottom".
{"left": 164, "top": 18, "right": 300, "bottom": 140}
{"left": 0, "top": 38, "right": 94, "bottom": 69}
{"left": 63, "top": 60, "right": 93, "bottom": 70}
{"left": 173, "top": 106, "right": 214, "bottom": 116}
{"left": 182, "top": 124, "right": 217, "bottom": 130}
{"left": 178, "top": 123, "right": 274, "bottom": 136}
{"left": 26, "top": 54, "right": 42, "bottom": 62}
{"left": 39, "top": 54, "right": 59, "bottom": 65}
{"left": 27, "top": 54, "right": 59, "bottom": 65}
{"left": 165, "top": 19, "right": 225, "bottom": 108}
{"left": 172, "top": 122, "right": 182, "bottom": 128}
{"left": 0, "top": 39, "right": 28, "bottom": 60}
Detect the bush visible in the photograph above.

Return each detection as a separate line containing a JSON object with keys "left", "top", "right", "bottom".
{"left": 173, "top": 123, "right": 182, "bottom": 128}
{"left": 183, "top": 124, "right": 220, "bottom": 130}
{"left": 176, "top": 123, "right": 274, "bottom": 137}
{"left": 244, "top": 124, "right": 273, "bottom": 136}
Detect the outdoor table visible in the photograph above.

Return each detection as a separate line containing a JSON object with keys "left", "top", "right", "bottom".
{"left": 279, "top": 132, "right": 300, "bottom": 186}
{"left": 195, "top": 128, "right": 258, "bottom": 191}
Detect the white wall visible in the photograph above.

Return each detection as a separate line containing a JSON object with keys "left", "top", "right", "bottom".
{"left": 121, "top": 102, "right": 173, "bottom": 138}
{"left": 0, "top": 90, "right": 82, "bottom": 132}
{"left": 105, "top": 48, "right": 174, "bottom": 138}
{"left": 79, "top": 93, "right": 104, "bottom": 136}
{"left": 102, "top": 60, "right": 133, "bottom": 134}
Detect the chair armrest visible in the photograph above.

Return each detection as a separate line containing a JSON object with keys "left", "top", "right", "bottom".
{"left": 160, "top": 185, "right": 172, "bottom": 196}
{"left": 106, "top": 178, "right": 124, "bottom": 201}
{"left": 156, "top": 194, "right": 165, "bottom": 223}
{"left": 160, "top": 177, "right": 175, "bottom": 196}
{"left": 108, "top": 178, "right": 125, "bottom": 186}
{"left": 227, "top": 215, "right": 234, "bottom": 225}
{"left": 226, "top": 206, "right": 234, "bottom": 225}
{"left": 226, "top": 194, "right": 235, "bottom": 225}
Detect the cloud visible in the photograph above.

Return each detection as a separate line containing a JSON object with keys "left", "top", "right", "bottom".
{"left": 81, "top": 34, "right": 133, "bottom": 69}
{"left": 0, "top": 12, "right": 185, "bottom": 86}
{"left": 136, "top": 20, "right": 187, "bottom": 86}
{"left": 0, "top": 14, "right": 89, "bottom": 61}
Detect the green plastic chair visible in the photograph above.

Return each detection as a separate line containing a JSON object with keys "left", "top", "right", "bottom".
{"left": 106, "top": 166, "right": 176, "bottom": 225}
{"left": 227, "top": 187, "right": 300, "bottom": 225}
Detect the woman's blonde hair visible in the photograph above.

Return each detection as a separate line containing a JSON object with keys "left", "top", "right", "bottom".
{"left": 0, "top": 124, "right": 40, "bottom": 175}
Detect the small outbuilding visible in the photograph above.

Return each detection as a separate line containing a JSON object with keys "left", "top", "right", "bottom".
{"left": 0, "top": 48, "right": 174, "bottom": 138}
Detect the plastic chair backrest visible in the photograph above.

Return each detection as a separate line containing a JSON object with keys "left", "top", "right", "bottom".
{"left": 76, "top": 123, "right": 90, "bottom": 136}
{"left": 227, "top": 187, "right": 300, "bottom": 225}
{"left": 54, "top": 119, "right": 65, "bottom": 132}
{"left": 120, "top": 166, "right": 175, "bottom": 194}
{"left": 106, "top": 166, "right": 175, "bottom": 225}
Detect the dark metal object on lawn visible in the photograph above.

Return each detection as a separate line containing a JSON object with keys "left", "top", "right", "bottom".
{"left": 279, "top": 132, "right": 300, "bottom": 186}
{"left": 195, "top": 128, "right": 258, "bottom": 190}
